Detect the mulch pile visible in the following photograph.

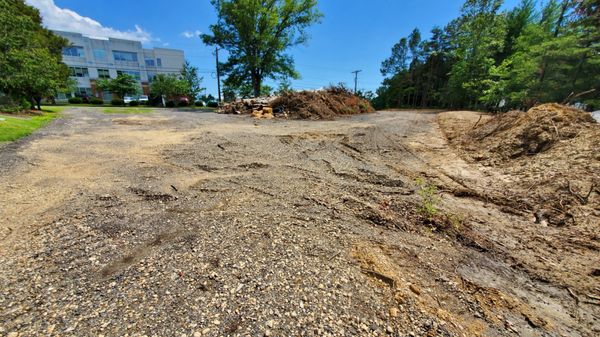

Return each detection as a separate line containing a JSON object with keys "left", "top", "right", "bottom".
{"left": 218, "top": 87, "right": 374, "bottom": 120}
{"left": 456, "top": 104, "right": 600, "bottom": 226}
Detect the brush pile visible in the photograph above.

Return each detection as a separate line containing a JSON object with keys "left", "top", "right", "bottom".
{"left": 218, "top": 86, "right": 374, "bottom": 120}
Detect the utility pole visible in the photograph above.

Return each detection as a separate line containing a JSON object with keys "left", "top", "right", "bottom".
{"left": 215, "top": 47, "right": 222, "bottom": 103}
{"left": 215, "top": 0, "right": 222, "bottom": 103}
{"left": 352, "top": 70, "right": 362, "bottom": 94}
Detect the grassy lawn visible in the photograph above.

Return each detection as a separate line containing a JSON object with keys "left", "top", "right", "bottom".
{"left": 102, "top": 107, "right": 154, "bottom": 114}
{"left": 0, "top": 106, "right": 65, "bottom": 142}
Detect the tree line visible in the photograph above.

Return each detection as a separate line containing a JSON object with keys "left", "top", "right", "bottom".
{"left": 373, "top": 0, "right": 599, "bottom": 111}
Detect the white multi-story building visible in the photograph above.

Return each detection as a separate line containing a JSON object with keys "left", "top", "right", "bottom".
{"left": 54, "top": 30, "right": 185, "bottom": 101}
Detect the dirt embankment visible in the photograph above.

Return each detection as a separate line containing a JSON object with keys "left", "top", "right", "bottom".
{"left": 441, "top": 103, "right": 600, "bottom": 226}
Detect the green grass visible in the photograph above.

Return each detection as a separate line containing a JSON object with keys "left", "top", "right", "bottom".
{"left": 0, "top": 107, "right": 64, "bottom": 142}
{"left": 102, "top": 107, "right": 153, "bottom": 114}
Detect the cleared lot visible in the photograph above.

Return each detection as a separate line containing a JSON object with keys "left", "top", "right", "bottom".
{"left": 0, "top": 108, "right": 597, "bottom": 336}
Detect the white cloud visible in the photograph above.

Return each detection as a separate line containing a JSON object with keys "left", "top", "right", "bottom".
{"left": 25, "top": 0, "right": 156, "bottom": 44}
{"left": 182, "top": 30, "right": 202, "bottom": 39}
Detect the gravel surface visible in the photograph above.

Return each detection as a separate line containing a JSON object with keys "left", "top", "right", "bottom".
{"left": 0, "top": 108, "right": 596, "bottom": 336}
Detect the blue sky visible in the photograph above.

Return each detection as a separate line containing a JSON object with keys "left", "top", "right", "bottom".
{"left": 29, "top": 0, "right": 521, "bottom": 97}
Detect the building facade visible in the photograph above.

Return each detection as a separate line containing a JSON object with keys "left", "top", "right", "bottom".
{"left": 54, "top": 30, "right": 185, "bottom": 101}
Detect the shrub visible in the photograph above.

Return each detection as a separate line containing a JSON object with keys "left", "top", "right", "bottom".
{"left": 90, "top": 98, "right": 103, "bottom": 105}
{"left": 178, "top": 101, "right": 189, "bottom": 107}
{"left": 207, "top": 101, "right": 219, "bottom": 108}
{"left": 165, "top": 101, "right": 175, "bottom": 108}
{"left": 68, "top": 97, "right": 83, "bottom": 104}
{"left": 111, "top": 98, "right": 125, "bottom": 106}
{"left": 195, "top": 101, "right": 204, "bottom": 107}
{"left": 415, "top": 177, "right": 439, "bottom": 220}
{"left": 129, "top": 101, "right": 139, "bottom": 107}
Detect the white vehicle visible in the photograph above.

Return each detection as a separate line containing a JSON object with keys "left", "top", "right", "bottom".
{"left": 138, "top": 95, "right": 149, "bottom": 103}
{"left": 123, "top": 96, "right": 134, "bottom": 104}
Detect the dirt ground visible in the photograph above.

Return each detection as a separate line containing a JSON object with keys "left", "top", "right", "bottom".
{"left": 0, "top": 107, "right": 598, "bottom": 336}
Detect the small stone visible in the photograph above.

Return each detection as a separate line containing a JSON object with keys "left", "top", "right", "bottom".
{"left": 264, "top": 329, "right": 272, "bottom": 336}
{"left": 409, "top": 284, "right": 421, "bottom": 295}
{"left": 193, "top": 332, "right": 202, "bottom": 337}
{"left": 202, "top": 328, "right": 210, "bottom": 335}
{"left": 389, "top": 307, "right": 399, "bottom": 317}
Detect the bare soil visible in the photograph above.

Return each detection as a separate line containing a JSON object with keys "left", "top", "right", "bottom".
{"left": 0, "top": 107, "right": 598, "bottom": 336}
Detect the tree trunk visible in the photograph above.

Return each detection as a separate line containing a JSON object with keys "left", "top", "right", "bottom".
{"left": 35, "top": 97, "right": 42, "bottom": 110}
{"left": 29, "top": 97, "right": 36, "bottom": 110}
{"left": 252, "top": 72, "right": 261, "bottom": 98}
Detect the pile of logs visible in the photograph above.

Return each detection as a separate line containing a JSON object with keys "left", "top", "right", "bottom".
{"left": 218, "top": 97, "right": 285, "bottom": 119}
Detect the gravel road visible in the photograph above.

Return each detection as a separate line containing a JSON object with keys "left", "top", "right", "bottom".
{"left": 0, "top": 108, "right": 596, "bottom": 336}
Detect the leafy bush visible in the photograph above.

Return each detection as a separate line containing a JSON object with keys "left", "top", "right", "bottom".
{"left": 178, "top": 101, "right": 189, "bottom": 107}
{"left": 90, "top": 98, "right": 103, "bottom": 105}
{"left": 415, "top": 177, "right": 439, "bottom": 220}
{"left": 194, "top": 101, "right": 204, "bottom": 107}
{"left": 207, "top": 101, "right": 219, "bottom": 108}
{"left": 129, "top": 100, "right": 139, "bottom": 107}
{"left": 68, "top": 97, "right": 83, "bottom": 104}
{"left": 165, "top": 101, "right": 175, "bottom": 108}
{"left": 111, "top": 98, "right": 125, "bottom": 106}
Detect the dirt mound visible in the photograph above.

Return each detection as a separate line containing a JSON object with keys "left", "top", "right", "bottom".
{"left": 271, "top": 87, "right": 374, "bottom": 120}
{"left": 463, "top": 103, "right": 596, "bottom": 162}
{"left": 442, "top": 104, "right": 600, "bottom": 226}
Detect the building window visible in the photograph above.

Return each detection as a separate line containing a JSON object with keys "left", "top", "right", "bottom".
{"left": 74, "top": 87, "right": 92, "bottom": 97}
{"left": 156, "top": 58, "right": 162, "bottom": 67}
{"left": 113, "top": 51, "right": 138, "bottom": 62}
{"left": 69, "top": 67, "right": 89, "bottom": 77}
{"left": 62, "top": 46, "right": 85, "bottom": 57}
{"left": 97, "top": 69, "right": 110, "bottom": 79}
{"left": 145, "top": 58, "right": 155, "bottom": 67}
{"left": 117, "top": 70, "right": 141, "bottom": 80}
{"left": 93, "top": 49, "right": 107, "bottom": 61}
{"left": 147, "top": 72, "right": 156, "bottom": 83}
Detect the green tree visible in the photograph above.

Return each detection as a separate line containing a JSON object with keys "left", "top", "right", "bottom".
{"left": 96, "top": 74, "right": 140, "bottom": 100}
{"left": 446, "top": 0, "right": 506, "bottom": 109}
{"left": 199, "top": 93, "right": 216, "bottom": 103}
{"left": 381, "top": 38, "right": 409, "bottom": 77}
{"left": 149, "top": 74, "right": 189, "bottom": 105}
{"left": 498, "top": 0, "right": 537, "bottom": 61}
{"left": 482, "top": 0, "right": 599, "bottom": 108}
{"left": 0, "top": 0, "right": 69, "bottom": 110}
{"left": 181, "top": 60, "right": 205, "bottom": 100}
{"left": 222, "top": 80, "right": 273, "bottom": 100}
{"left": 275, "top": 78, "right": 293, "bottom": 95}
{"left": 201, "top": 0, "right": 322, "bottom": 98}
